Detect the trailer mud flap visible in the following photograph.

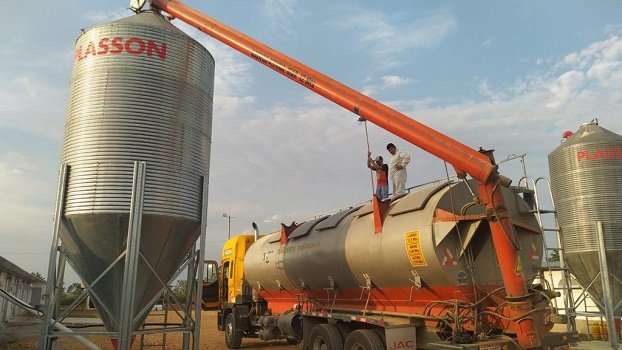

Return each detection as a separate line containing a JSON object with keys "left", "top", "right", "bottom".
{"left": 385, "top": 325, "right": 416, "bottom": 350}
{"left": 217, "top": 311, "right": 224, "bottom": 331}
{"left": 232, "top": 305, "right": 251, "bottom": 331}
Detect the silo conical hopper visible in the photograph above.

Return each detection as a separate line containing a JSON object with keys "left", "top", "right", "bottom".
{"left": 58, "top": 10, "right": 214, "bottom": 332}
{"left": 549, "top": 121, "right": 622, "bottom": 316}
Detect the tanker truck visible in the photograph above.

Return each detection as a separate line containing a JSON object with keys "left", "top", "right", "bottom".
{"left": 207, "top": 181, "right": 574, "bottom": 350}
{"left": 143, "top": 1, "right": 577, "bottom": 348}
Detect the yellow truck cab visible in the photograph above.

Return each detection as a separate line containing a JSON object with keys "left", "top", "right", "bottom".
{"left": 219, "top": 234, "right": 256, "bottom": 307}
{"left": 203, "top": 234, "right": 257, "bottom": 312}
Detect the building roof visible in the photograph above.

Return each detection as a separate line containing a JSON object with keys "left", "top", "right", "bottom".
{"left": 0, "top": 256, "right": 41, "bottom": 282}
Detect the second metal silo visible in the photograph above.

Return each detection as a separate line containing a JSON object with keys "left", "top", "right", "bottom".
{"left": 41, "top": 9, "right": 214, "bottom": 348}
{"left": 548, "top": 120, "right": 622, "bottom": 317}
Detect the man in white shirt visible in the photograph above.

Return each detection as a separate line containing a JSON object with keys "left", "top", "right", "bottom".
{"left": 386, "top": 143, "right": 411, "bottom": 197}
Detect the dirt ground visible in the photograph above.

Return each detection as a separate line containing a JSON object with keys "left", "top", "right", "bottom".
{"left": 3, "top": 311, "right": 617, "bottom": 350}
{"left": 0, "top": 310, "right": 299, "bottom": 350}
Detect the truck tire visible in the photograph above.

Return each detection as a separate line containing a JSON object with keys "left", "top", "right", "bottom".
{"left": 225, "top": 313, "right": 243, "bottom": 349}
{"left": 309, "top": 323, "right": 343, "bottom": 350}
{"left": 344, "top": 330, "right": 385, "bottom": 350}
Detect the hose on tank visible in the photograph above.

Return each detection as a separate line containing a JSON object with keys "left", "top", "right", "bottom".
{"left": 0, "top": 287, "right": 43, "bottom": 316}
{"left": 0, "top": 287, "right": 100, "bottom": 350}
{"left": 489, "top": 180, "right": 522, "bottom": 250}
{"left": 444, "top": 161, "right": 482, "bottom": 305}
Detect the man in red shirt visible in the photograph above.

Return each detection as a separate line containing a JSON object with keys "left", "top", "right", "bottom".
{"left": 367, "top": 152, "right": 389, "bottom": 200}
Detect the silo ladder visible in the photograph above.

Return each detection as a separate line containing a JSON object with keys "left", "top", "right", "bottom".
{"left": 517, "top": 176, "right": 577, "bottom": 334}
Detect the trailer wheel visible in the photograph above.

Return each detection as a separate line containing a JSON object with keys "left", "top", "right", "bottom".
{"left": 309, "top": 324, "right": 343, "bottom": 350}
{"left": 344, "top": 330, "right": 385, "bottom": 350}
{"left": 225, "top": 313, "right": 243, "bottom": 349}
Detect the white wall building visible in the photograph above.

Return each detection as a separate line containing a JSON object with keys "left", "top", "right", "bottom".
{"left": 0, "top": 256, "right": 44, "bottom": 324}
{"left": 536, "top": 266, "right": 618, "bottom": 339}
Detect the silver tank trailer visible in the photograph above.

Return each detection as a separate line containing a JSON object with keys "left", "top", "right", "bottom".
{"left": 549, "top": 121, "right": 622, "bottom": 315}
{"left": 59, "top": 11, "right": 214, "bottom": 331}
{"left": 244, "top": 181, "right": 543, "bottom": 302}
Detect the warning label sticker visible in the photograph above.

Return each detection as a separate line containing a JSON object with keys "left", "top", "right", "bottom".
{"left": 404, "top": 230, "right": 427, "bottom": 267}
{"left": 515, "top": 256, "right": 523, "bottom": 273}
{"left": 530, "top": 242, "right": 540, "bottom": 261}
{"left": 442, "top": 248, "right": 457, "bottom": 266}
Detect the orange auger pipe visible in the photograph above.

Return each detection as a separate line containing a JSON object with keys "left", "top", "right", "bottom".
{"left": 150, "top": 0, "right": 495, "bottom": 184}
{"left": 149, "top": 1, "right": 540, "bottom": 347}
{"left": 478, "top": 182, "right": 540, "bottom": 349}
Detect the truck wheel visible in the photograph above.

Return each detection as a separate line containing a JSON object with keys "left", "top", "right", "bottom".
{"left": 344, "top": 330, "right": 385, "bottom": 350}
{"left": 309, "top": 324, "right": 343, "bottom": 350}
{"left": 225, "top": 313, "right": 243, "bottom": 349}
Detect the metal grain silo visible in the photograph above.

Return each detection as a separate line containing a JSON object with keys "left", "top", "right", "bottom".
{"left": 55, "top": 10, "right": 214, "bottom": 333}
{"left": 548, "top": 121, "right": 622, "bottom": 316}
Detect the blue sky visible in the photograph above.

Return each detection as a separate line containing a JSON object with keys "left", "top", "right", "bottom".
{"left": 1, "top": 1, "right": 621, "bottom": 284}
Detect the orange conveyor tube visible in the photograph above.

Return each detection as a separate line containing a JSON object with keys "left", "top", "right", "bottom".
{"left": 149, "top": 1, "right": 541, "bottom": 347}
{"left": 150, "top": 0, "right": 494, "bottom": 183}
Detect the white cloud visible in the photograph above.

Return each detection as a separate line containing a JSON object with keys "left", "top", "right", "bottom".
{"left": 0, "top": 152, "right": 57, "bottom": 276}
{"left": 562, "top": 52, "right": 580, "bottom": 66}
{"left": 393, "top": 34, "right": 622, "bottom": 166}
{"left": 338, "top": 9, "right": 457, "bottom": 68}
{"left": 177, "top": 23, "right": 255, "bottom": 97}
{"left": 360, "top": 75, "right": 414, "bottom": 96}
{"left": 545, "top": 36, "right": 622, "bottom": 107}
{"left": 381, "top": 75, "right": 414, "bottom": 88}
{"left": 83, "top": 7, "right": 131, "bottom": 25}
{"left": 605, "top": 24, "right": 622, "bottom": 36}
{"left": 361, "top": 85, "right": 376, "bottom": 96}
{"left": 264, "top": 214, "right": 282, "bottom": 223}
{"left": 546, "top": 70, "right": 585, "bottom": 108}
{"left": 0, "top": 152, "right": 56, "bottom": 225}
{"left": 0, "top": 75, "right": 66, "bottom": 138}
{"left": 262, "top": 0, "right": 299, "bottom": 35}
{"left": 558, "top": 36, "right": 622, "bottom": 72}
{"left": 587, "top": 59, "right": 619, "bottom": 81}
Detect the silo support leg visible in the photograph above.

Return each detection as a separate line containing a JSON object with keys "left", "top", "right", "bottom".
{"left": 40, "top": 164, "right": 69, "bottom": 350}
{"left": 596, "top": 221, "right": 619, "bottom": 350}
{"left": 193, "top": 175, "right": 209, "bottom": 349}
{"left": 118, "top": 161, "right": 147, "bottom": 350}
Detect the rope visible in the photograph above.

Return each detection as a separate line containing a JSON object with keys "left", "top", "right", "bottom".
{"left": 443, "top": 162, "right": 483, "bottom": 320}
{"left": 360, "top": 119, "right": 375, "bottom": 197}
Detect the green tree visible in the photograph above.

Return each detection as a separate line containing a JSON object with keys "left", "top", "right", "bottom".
{"left": 547, "top": 250, "right": 560, "bottom": 263}
{"left": 31, "top": 272, "right": 46, "bottom": 281}
{"left": 172, "top": 280, "right": 187, "bottom": 303}
{"left": 66, "top": 282, "right": 83, "bottom": 295}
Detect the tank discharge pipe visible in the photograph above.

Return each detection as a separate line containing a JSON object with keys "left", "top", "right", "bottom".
{"left": 252, "top": 222, "right": 259, "bottom": 242}
{"left": 0, "top": 288, "right": 100, "bottom": 350}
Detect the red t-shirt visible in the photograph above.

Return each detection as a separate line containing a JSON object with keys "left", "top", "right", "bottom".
{"left": 377, "top": 164, "right": 388, "bottom": 186}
